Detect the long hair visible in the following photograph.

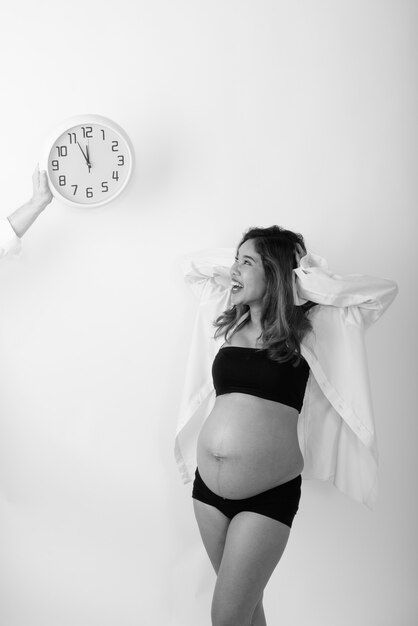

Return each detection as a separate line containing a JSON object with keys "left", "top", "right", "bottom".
{"left": 214, "top": 225, "right": 314, "bottom": 364}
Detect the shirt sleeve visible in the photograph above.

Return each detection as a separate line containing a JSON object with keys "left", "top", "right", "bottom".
{"left": 294, "top": 252, "right": 398, "bottom": 327}
{"left": 0, "top": 218, "right": 22, "bottom": 258}
{"left": 180, "top": 248, "right": 235, "bottom": 301}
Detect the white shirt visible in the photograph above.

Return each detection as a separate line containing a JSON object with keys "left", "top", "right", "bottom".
{"left": 0, "top": 218, "right": 21, "bottom": 258}
{"left": 174, "top": 249, "right": 398, "bottom": 509}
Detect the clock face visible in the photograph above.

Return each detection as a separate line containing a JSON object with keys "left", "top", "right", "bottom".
{"left": 46, "top": 118, "right": 133, "bottom": 207}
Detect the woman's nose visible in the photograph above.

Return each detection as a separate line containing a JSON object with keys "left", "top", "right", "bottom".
{"left": 230, "top": 261, "right": 240, "bottom": 277}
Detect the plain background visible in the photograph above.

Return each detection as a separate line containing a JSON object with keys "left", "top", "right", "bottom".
{"left": 0, "top": 1, "right": 416, "bottom": 625}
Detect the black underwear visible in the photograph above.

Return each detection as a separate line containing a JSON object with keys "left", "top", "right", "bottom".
{"left": 212, "top": 346, "right": 309, "bottom": 411}
{"left": 192, "top": 467, "right": 302, "bottom": 528}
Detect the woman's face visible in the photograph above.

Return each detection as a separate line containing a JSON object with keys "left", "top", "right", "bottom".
{"left": 230, "top": 239, "right": 267, "bottom": 306}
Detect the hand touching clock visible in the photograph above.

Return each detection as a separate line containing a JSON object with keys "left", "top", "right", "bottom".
{"left": 32, "top": 164, "right": 54, "bottom": 209}
{"left": 7, "top": 165, "right": 53, "bottom": 238}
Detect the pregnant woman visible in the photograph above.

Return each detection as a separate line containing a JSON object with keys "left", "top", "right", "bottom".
{"left": 175, "top": 226, "right": 397, "bottom": 626}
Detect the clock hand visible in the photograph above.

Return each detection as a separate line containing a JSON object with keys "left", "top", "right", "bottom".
{"left": 86, "top": 143, "right": 92, "bottom": 173}
{"left": 77, "top": 141, "right": 90, "bottom": 168}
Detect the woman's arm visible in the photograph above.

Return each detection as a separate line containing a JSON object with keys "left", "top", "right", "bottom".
{"left": 180, "top": 248, "right": 235, "bottom": 300}
{"left": 294, "top": 252, "right": 398, "bottom": 326}
{"left": 6, "top": 166, "right": 53, "bottom": 239}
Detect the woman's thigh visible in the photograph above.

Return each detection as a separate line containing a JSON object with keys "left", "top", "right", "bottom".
{"left": 193, "top": 499, "right": 231, "bottom": 573}
{"left": 212, "top": 511, "right": 291, "bottom": 625}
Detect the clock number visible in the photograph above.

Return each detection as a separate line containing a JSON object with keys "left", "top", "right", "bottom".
{"left": 111, "top": 140, "right": 119, "bottom": 152}
{"left": 117, "top": 155, "right": 125, "bottom": 166}
{"left": 82, "top": 126, "right": 93, "bottom": 139}
{"left": 86, "top": 187, "right": 93, "bottom": 198}
{"left": 101, "top": 182, "right": 109, "bottom": 193}
{"left": 71, "top": 185, "right": 78, "bottom": 196}
{"left": 112, "top": 171, "right": 119, "bottom": 181}
{"left": 101, "top": 130, "right": 106, "bottom": 140}
{"left": 59, "top": 175, "right": 66, "bottom": 186}
{"left": 67, "top": 132, "right": 77, "bottom": 144}
{"left": 56, "top": 146, "right": 67, "bottom": 157}
{"left": 51, "top": 160, "right": 59, "bottom": 171}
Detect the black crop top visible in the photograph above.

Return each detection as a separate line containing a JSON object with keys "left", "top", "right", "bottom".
{"left": 212, "top": 346, "right": 309, "bottom": 412}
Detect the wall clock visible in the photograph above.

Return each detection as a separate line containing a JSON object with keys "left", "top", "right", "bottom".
{"left": 40, "top": 114, "right": 134, "bottom": 208}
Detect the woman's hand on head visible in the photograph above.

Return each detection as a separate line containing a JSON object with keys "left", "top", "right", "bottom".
{"left": 32, "top": 164, "right": 53, "bottom": 211}
{"left": 294, "top": 244, "right": 306, "bottom": 266}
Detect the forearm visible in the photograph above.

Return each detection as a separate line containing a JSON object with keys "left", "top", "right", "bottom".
{"left": 294, "top": 252, "right": 399, "bottom": 325}
{"left": 181, "top": 248, "right": 234, "bottom": 299}
{"left": 7, "top": 199, "right": 47, "bottom": 239}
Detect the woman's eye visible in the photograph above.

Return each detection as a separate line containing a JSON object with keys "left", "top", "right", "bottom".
{"left": 234, "top": 257, "right": 251, "bottom": 266}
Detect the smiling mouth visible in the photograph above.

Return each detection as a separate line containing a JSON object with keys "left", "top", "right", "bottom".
{"left": 231, "top": 281, "right": 243, "bottom": 293}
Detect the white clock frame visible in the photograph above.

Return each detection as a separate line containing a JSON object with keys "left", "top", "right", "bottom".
{"left": 40, "top": 114, "right": 134, "bottom": 208}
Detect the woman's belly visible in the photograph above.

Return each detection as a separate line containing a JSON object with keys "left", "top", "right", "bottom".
{"left": 196, "top": 393, "right": 304, "bottom": 499}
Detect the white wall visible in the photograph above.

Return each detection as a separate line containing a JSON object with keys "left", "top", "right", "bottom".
{"left": 0, "top": 1, "right": 416, "bottom": 625}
